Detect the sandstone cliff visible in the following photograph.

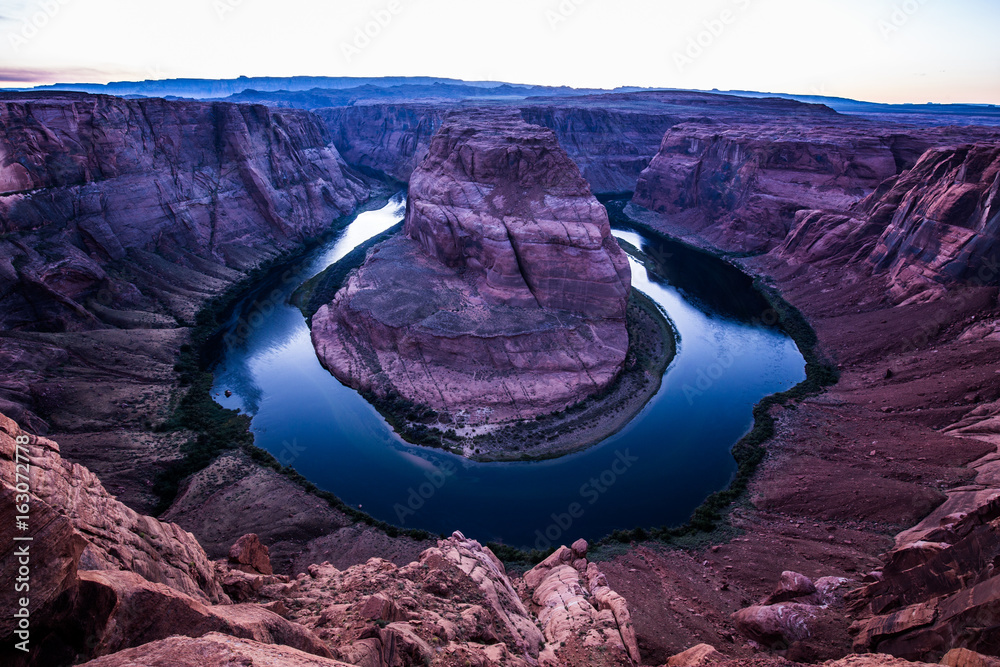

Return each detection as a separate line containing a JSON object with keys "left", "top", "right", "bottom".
{"left": 0, "top": 409, "right": 641, "bottom": 667}
{"left": 775, "top": 142, "right": 1000, "bottom": 304}
{"left": 312, "top": 109, "right": 631, "bottom": 425}
{"left": 0, "top": 92, "right": 369, "bottom": 332}
{"left": 632, "top": 121, "right": 1000, "bottom": 256}
{"left": 0, "top": 92, "right": 370, "bottom": 508}
{"left": 863, "top": 143, "right": 1000, "bottom": 303}
{"left": 319, "top": 91, "right": 839, "bottom": 197}
{"left": 632, "top": 122, "right": 900, "bottom": 253}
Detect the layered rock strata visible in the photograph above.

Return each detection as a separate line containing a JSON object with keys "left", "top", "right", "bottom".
{"left": 312, "top": 110, "right": 631, "bottom": 424}
{"left": 777, "top": 142, "right": 1000, "bottom": 304}
{"left": 632, "top": 123, "right": 900, "bottom": 252}
{"left": 0, "top": 92, "right": 369, "bottom": 509}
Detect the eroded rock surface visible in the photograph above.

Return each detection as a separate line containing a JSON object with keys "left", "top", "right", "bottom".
{"left": 524, "top": 540, "right": 641, "bottom": 665}
{"left": 0, "top": 412, "right": 226, "bottom": 607}
{"left": 0, "top": 92, "right": 371, "bottom": 511}
{"left": 2, "top": 410, "right": 644, "bottom": 667}
{"left": 78, "top": 634, "right": 353, "bottom": 667}
{"left": 312, "top": 109, "right": 631, "bottom": 424}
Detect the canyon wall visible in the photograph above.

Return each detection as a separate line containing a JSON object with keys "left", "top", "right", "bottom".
{"left": 312, "top": 109, "right": 631, "bottom": 425}
{"left": 318, "top": 92, "right": 834, "bottom": 197}
{"left": 0, "top": 92, "right": 370, "bottom": 509}
{"left": 0, "top": 92, "right": 369, "bottom": 332}
{"left": 632, "top": 123, "right": 899, "bottom": 252}
{"left": 775, "top": 142, "right": 1000, "bottom": 303}
{"left": 632, "top": 116, "right": 1000, "bottom": 303}
{"left": 863, "top": 143, "right": 1000, "bottom": 303}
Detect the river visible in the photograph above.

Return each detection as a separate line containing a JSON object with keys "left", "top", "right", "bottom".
{"left": 212, "top": 194, "right": 805, "bottom": 549}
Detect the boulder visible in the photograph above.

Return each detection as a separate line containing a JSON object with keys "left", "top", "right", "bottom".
{"left": 228, "top": 534, "right": 273, "bottom": 576}
{"left": 665, "top": 643, "right": 725, "bottom": 667}
{"left": 70, "top": 570, "right": 332, "bottom": 659}
{"left": 733, "top": 603, "right": 820, "bottom": 648}
{"left": 941, "top": 648, "right": 1000, "bottom": 667}
{"left": 765, "top": 571, "right": 819, "bottom": 605}
{"left": 77, "top": 633, "right": 352, "bottom": 667}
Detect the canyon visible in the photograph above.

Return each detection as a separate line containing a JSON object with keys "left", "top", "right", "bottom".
{"left": 2, "top": 82, "right": 1000, "bottom": 667}
{"left": 311, "top": 109, "right": 633, "bottom": 427}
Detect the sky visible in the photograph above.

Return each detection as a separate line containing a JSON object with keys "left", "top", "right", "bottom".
{"left": 0, "top": 0, "right": 998, "bottom": 104}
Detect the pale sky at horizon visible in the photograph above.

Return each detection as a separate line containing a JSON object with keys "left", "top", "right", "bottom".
{"left": 0, "top": 0, "right": 998, "bottom": 105}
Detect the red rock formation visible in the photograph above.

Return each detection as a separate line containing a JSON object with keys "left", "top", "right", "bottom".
{"left": 523, "top": 539, "right": 641, "bottom": 665}
{"left": 633, "top": 122, "right": 899, "bottom": 252}
{"left": 229, "top": 534, "right": 274, "bottom": 576}
{"left": 78, "top": 634, "right": 353, "bottom": 667}
{"left": 0, "top": 93, "right": 368, "bottom": 330}
{"left": 312, "top": 109, "right": 631, "bottom": 424}
{"left": 863, "top": 144, "right": 1000, "bottom": 303}
{"left": 0, "top": 412, "right": 227, "bottom": 609}
{"left": 64, "top": 569, "right": 332, "bottom": 659}
{"left": 320, "top": 91, "right": 841, "bottom": 195}
{"left": 0, "top": 92, "right": 371, "bottom": 460}
{"left": 848, "top": 495, "right": 1000, "bottom": 661}
{"left": 775, "top": 142, "right": 1000, "bottom": 305}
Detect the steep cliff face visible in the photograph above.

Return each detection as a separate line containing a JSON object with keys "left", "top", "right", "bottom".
{"left": 518, "top": 104, "right": 677, "bottom": 194}
{"left": 317, "top": 104, "right": 448, "bottom": 184}
{"left": 862, "top": 143, "right": 1000, "bottom": 303}
{"left": 0, "top": 92, "right": 369, "bottom": 331}
{"left": 775, "top": 142, "right": 1000, "bottom": 303}
{"left": 320, "top": 100, "right": 676, "bottom": 195}
{"left": 404, "top": 109, "right": 631, "bottom": 318}
{"left": 632, "top": 122, "right": 900, "bottom": 253}
{"left": 312, "top": 110, "right": 631, "bottom": 425}
{"left": 0, "top": 92, "right": 370, "bottom": 508}
{"left": 318, "top": 91, "right": 845, "bottom": 198}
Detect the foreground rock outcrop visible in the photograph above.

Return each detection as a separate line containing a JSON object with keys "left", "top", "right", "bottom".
{"left": 524, "top": 539, "right": 641, "bottom": 665}
{"left": 312, "top": 109, "right": 631, "bottom": 425}
{"left": 1, "top": 408, "right": 642, "bottom": 666}
{"left": 0, "top": 411, "right": 328, "bottom": 666}
{"left": 848, "top": 493, "right": 1000, "bottom": 661}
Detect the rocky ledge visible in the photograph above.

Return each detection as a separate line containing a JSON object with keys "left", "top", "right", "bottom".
{"left": 311, "top": 109, "right": 632, "bottom": 426}
{"left": 0, "top": 409, "right": 639, "bottom": 667}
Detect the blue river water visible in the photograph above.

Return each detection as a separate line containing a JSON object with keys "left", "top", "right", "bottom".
{"left": 212, "top": 195, "right": 805, "bottom": 549}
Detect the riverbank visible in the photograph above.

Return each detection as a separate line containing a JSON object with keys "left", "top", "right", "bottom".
{"left": 297, "top": 232, "right": 677, "bottom": 461}
{"left": 586, "top": 202, "right": 1000, "bottom": 663}
{"left": 455, "top": 288, "right": 677, "bottom": 462}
